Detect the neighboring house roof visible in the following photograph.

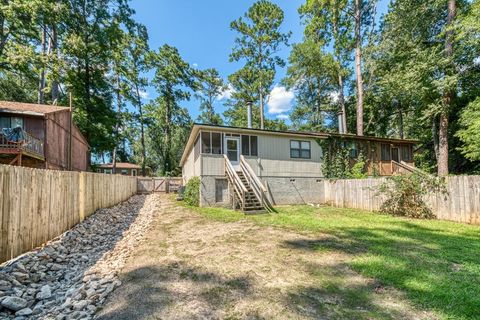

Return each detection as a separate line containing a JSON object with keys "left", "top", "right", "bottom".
{"left": 0, "top": 100, "right": 90, "bottom": 148}
{"left": 0, "top": 101, "right": 70, "bottom": 116}
{"left": 179, "top": 123, "right": 420, "bottom": 166}
{"left": 98, "top": 162, "right": 142, "bottom": 169}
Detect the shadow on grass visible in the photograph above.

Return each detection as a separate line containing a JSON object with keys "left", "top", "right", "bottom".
{"left": 96, "top": 262, "right": 252, "bottom": 320}
{"left": 283, "top": 221, "right": 480, "bottom": 320}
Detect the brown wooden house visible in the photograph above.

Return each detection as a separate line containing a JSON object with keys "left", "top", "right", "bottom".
{"left": 327, "top": 133, "right": 418, "bottom": 176}
{"left": 96, "top": 163, "right": 146, "bottom": 176}
{"left": 0, "top": 101, "right": 89, "bottom": 171}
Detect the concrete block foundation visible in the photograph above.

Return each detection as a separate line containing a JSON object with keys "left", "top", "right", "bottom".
{"left": 200, "top": 175, "right": 325, "bottom": 207}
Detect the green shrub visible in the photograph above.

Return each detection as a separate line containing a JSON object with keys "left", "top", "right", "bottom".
{"left": 184, "top": 176, "right": 200, "bottom": 206}
{"left": 377, "top": 173, "right": 447, "bottom": 219}
{"left": 349, "top": 152, "right": 368, "bottom": 179}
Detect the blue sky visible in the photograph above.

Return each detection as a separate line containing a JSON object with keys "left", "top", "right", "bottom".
{"left": 130, "top": 0, "right": 390, "bottom": 122}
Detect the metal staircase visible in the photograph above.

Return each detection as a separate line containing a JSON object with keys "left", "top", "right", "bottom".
{"left": 224, "top": 155, "right": 274, "bottom": 213}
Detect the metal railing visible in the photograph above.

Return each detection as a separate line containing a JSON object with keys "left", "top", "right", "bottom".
{"left": 0, "top": 130, "right": 44, "bottom": 158}
{"left": 240, "top": 155, "right": 274, "bottom": 212}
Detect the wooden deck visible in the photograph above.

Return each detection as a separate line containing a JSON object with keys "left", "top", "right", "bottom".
{"left": 0, "top": 131, "right": 45, "bottom": 164}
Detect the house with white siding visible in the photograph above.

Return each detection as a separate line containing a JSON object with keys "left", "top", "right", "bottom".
{"left": 180, "top": 123, "right": 417, "bottom": 212}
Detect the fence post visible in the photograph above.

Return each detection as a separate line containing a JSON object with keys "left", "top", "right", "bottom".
{"left": 79, "top": 172, "right": 85, "bottom": 222}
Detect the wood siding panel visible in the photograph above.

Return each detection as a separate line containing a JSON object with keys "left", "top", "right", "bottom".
{"left": 321, "top": 176, "right": 480, "bottom": 225}
{"left": 24, "top": 116, "right": 45, "bottom": 140}
{"left": 201, "top": 154, "right": 224, "bottom": 176}
{"left": 182, "top": 145, "right": 196, "bottom": 182}
{"left": 0, "top": 164, "right": 137, "bottom": 263}
{"left": 45, "top": 111, "right": 88, "bottom": 171}
{"left": 256, "top": 135, "right": 323, "bottom": 177}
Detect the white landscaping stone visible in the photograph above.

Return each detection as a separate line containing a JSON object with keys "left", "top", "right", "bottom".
{"left": 0, "top": 195, "right": 158, "bottom": 319}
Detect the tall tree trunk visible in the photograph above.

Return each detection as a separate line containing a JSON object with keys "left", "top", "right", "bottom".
{"left": 398, "top": 103, "right": 404, "bottom": 139}
{"left": 135, "top": 83, "right": 146, "bottom": 176}
{"left": 432, "top": 116, "right": 440, "bottom": 161}
{"left": 84, "top": 57, "right": 92, "bottom": 169}
{"left": 332, "top": 3, "right": 347, "bottom": 134}
{"left": 38, "top": 26, "right": 47, "bottom": 104}
{"left": 438, "top": 0, "right": 456, "bottom": 177}
{"left": 259, "top": 86, "right": 264, "bottom": 129}
{"left": 354, "top": 0, "right": 364, "bottom": 136}
{"left": 50, "top": 24, "right": 59, "bottom": 102}
{"left": 338, "top": 72, "right": 347, "bottom": 134}
{"left": 112, "top": 71, "right": 121, "bottom": 174}
{"left": 164, "top": 95, "right": 171, "bottom": 175}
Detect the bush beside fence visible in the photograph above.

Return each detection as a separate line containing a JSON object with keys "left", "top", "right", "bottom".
{"left": 0, "top": 164, "right": 137, "bottom": 263}
{"left": 322, "top": 176, "right": 480, "bottom": 225}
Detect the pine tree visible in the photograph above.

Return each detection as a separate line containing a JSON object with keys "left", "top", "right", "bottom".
{"left": 195, "top": 68, "right": 225, "bottom": 125}
{"left": 228, "top": 0, "right": 290, "bottom": 129}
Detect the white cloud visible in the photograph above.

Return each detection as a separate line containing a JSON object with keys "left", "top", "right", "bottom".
{"left": 329, "top": 91, "right": 339, "bottom": 103}
{"left": 267, "top": 85, "right": 294, "bottom": 115}
{"left": 276, "top": 114, "right": 289, "bottom": 120}
{"left": 192, "top": 62, "right": 199, "bottom": 68}
{"left": 138, "top": 90, "right": 150, "bottom": 100}
{"left": 216, "top": 83, "right": 235, "bottom": 100}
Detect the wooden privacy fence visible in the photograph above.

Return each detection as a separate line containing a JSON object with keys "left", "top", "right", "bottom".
{"left": 137, "top": 177, "right": 182, "bottom": 194}
{"left": 0, "top": 164, "right": 137, "bottom": 263}
{"left": 321, "top": 175, "right": 480, "bottom": 225}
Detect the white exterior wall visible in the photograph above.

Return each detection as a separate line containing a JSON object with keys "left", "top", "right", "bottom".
{"left": 201, "top": 154, "right": 224, "bottom": 176}
{"left": 182, "top": 146, "right": 202, "bottom": 183}
{"left": 253, "top": 134, "right": 323, "bottom": 177}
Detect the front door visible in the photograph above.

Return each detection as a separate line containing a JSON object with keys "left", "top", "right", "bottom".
{"left": 225, "top": 137, "right": 240, "bottom": 166}
{"left": 392, "top": 147, "right": 399, "bottom": 162}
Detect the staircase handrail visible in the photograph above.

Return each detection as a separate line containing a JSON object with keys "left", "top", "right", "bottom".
{"left": 392, "top": 160, "right": 431, "bottom": 177}
{"left": 240, "top": 155, "right": 274, "bottom": 212}
{"left": 224, "top": 155, "right": 247, "bottom": 210}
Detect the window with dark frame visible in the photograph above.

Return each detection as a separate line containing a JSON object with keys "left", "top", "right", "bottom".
{"left": 0, "top": 117, "right": 24, "bottom": 129}
{"left": 241, "top": 135, "right": 258, "bottom": 156}
{"left": 201, "top": 131, "right": 222, "bottom": 155}
{"left": 0, "top": 117, "right": 10, "bottom": 129}
{"left": 349, "top": 142, "right": 359, "bottom": 158}
{"left": 402, "top": 145, "right": 413, "bottom": 161}
{"left": 241, "top": 135, "right": 250, "bottom": 155}
{"left": 211, "top": 132, "right": 221, "bottom": 154}
{"left": 290, "top": 140, "right": 311, "bottom": 159}
{"left": 381, "top": 144, "right": 391, "bottom": 161}
{"left": 250, "top": 136, "right": 258, "bottom": 156}
{"left": 11, "top": 117, "right": 23, "bottom": 129}
{"left": 201, "top": 131, "right": 211, "bottom": 153}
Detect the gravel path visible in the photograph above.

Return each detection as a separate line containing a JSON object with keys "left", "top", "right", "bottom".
{"left": 0, "top": 194, "right": 160, "bottom": 320}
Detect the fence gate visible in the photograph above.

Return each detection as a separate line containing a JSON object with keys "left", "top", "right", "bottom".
{"left": 137, "top": 177, "right": 183, "bottom": 194}
{"left": 154, "top": 178, "right": 167, "bottom": 192}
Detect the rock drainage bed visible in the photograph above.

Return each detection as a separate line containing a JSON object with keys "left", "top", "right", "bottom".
{"left": 0, "top": 194, "right": 159, "bottom": 320}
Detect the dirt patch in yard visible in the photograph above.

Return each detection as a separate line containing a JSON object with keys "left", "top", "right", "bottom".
{"left": 97, "top": 194, "right": 436, "bottom": 320}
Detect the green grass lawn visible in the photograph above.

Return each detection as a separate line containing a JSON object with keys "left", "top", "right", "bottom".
{"left": 186, "top": 204, "right": 480, "bottom": 320}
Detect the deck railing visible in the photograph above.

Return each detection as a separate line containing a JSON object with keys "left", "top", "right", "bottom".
{"left": 0, "top": 130, "right": 44, "bottom": 158}
{"left": 392, "top": 160, "right": 430, "bottom": 177}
